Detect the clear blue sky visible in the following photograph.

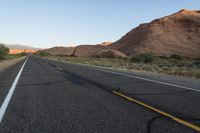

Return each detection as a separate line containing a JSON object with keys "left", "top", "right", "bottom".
{"left": 0, "top": 0, "right": 199, "bottom": 48}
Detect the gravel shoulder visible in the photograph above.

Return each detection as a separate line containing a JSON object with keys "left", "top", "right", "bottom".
{"left": 0, "top": 57, "right": 25, "bottom": 73}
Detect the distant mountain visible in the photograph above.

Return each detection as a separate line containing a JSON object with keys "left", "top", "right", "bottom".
{"left": 109, "top": 9, "right": 200, "bottom": 58}
{"left": 3, "top": 44, "right": 39, "bottom": 50}
{"left": 0, "top": 43, "right": 38, "bottom": 54}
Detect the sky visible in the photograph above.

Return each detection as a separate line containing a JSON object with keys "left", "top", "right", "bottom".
{"left": 0, "top": 0, "right": 199, "bottom": 48}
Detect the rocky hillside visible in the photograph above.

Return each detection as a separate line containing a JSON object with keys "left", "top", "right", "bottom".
{"left": 41, "top": 46, "right": 75, "bottom": 56}
{"left": 39, "top": 9, "right": 200, "bottom": 58}
{"left": 40, "top": 42, "right": 126, "bottom": 58}
{"left": 109, "top": 9, "right": 200, "bottom": 58}
{"left": 72, "top": 45, "right": 105, "bottom": 57}
{"left": 92, "top": 49, "right": 127, "bottom": 58}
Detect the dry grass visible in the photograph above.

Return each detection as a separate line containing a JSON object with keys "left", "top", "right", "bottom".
{"left": 193, "top": 70, "right": 200, "bottom": 79}
{"left": 0, "top": 58, "right": 24, "bottom": 71}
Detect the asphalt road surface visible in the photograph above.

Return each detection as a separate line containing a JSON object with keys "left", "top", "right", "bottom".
{"left": 0, "top": 55, "right": 199, "bottom": 133}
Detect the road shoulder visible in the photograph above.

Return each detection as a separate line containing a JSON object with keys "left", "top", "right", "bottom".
{"left": 42, "top": 56, "right": 200, "bottom": 90}
{"left": 0, "top": 57, "right": 25, "bottom": 73}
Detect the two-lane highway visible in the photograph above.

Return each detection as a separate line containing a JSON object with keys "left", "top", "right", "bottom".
{"left": 0, "top": 56, "right": 199, "bottom": 133}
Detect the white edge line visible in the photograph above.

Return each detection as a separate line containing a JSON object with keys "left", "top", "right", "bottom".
{"left": 42, "top": 57, "right": 200, "bottom": 92}
{"left": 67, "top": 62, "right": 200, "bottom": 92}
{"left": 56, "top": 66, "right": 63, "bottom": 70}
{"left": 0, "top": 57, "right": 28, "bottom": 123}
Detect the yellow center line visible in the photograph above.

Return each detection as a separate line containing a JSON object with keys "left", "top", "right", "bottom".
{"left": 112, "top": 91, "right": 200, "bottom": 132}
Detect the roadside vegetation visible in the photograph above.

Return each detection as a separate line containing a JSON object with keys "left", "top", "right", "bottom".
{"left": 0, "top": 44, "right": 27, "bottom": 60}
{"left": 36, "top": 51, "right": 49, "bottom": 57}
{"left": 0, "top": 44, "right": 27, "bottom": 71}
{"left": 38, "top": 52, "right": 200, "bottom": 79}
{"left": 131, "top": 53, "right": 155, "bottom": 62}
{"left": 0, "top": 44, "right": 9, "bottom": 59}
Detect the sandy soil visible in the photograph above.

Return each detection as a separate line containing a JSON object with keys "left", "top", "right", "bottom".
{"left": 0, "top": 58, "right": 25, "bottom": 72}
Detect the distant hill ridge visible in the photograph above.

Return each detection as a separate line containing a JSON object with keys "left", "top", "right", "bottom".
{"left": 3, "top": 44, "right": 39, "bottom": 50}
{"left": 0, "top": 43, "right": 38, "bottom": 54}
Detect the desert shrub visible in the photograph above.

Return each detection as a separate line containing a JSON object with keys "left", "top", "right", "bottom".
{"left": 20, "top": 52, "right": 28, "bottom": 56}
{"left": 193, "top": 60, "right": 200, "bottom": 68}
{"left": 39, "top": 51, "right": 49, "bottom": 57}
{"left": 170, "top": 54, "right": 183, "bottom": 60}
{"left": 0, "top": 44, "right": 9, "bottom": 59}
{"left": 158, "top": 55, "right": 169, "bottom": 59}
{"left": 131, "top": 53, "right": 155, "bottom": 63}
{"left": 192, "top": 70, "right": 200, "bottom": 79}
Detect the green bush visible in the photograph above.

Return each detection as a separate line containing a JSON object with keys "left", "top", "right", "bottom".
{"left": 193, "top": 60, "right": 200, "bottom": 68}
{"left": 158, "top": 56, "right": 169, "bottom": 59}
{"left": 192, "top": 70, "right": 200, "bottom": 79}
{"left": 0, "top": 44, "right": 9, "bottom": 59}
{"left": 39, "top": 51, "right": 49, "bottom": 57}
{"left": 20, "top": 52, "right": 28, "bottom": 56}
{"left": 170, "top": 54, "right": 183, "bottom": 60}
{"left": 131, "top": 53, "right": 155, "bottom": 63}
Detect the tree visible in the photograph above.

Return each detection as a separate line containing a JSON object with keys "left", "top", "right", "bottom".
{"left": 0, "top": 44, "right": 9, "bottom": 59}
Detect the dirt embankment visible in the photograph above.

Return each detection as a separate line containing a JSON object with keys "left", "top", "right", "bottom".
{"left": 0, "top": 58, "right": 25, "bottom": 72}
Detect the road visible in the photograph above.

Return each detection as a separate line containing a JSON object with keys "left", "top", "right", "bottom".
{"left": 0, "top": 55, "right": 199, "bottom": 133}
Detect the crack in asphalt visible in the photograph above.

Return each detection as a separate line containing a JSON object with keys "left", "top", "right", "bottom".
{"left": 146, "top": 115, "right": 162, "bottom": 133}
{"left": 39, "top": 59, "right": 200, "bottom": 132}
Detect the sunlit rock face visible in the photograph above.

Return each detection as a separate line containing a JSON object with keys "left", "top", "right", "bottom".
{"left": 109, "top": 9, "right": 200, "bottom": 58}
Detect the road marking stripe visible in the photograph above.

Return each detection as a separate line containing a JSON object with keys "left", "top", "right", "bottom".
{"left": 56, "top": 66, "right": 63, "bottom": 71}
{"left": 0, "top": 57, "right": 28, "bottom": 123}
{"left": 79, "top": 64, "right": 200, "bottom": 92}
{"left": 112, "top": 91, "right": 200, "bottom": 132}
